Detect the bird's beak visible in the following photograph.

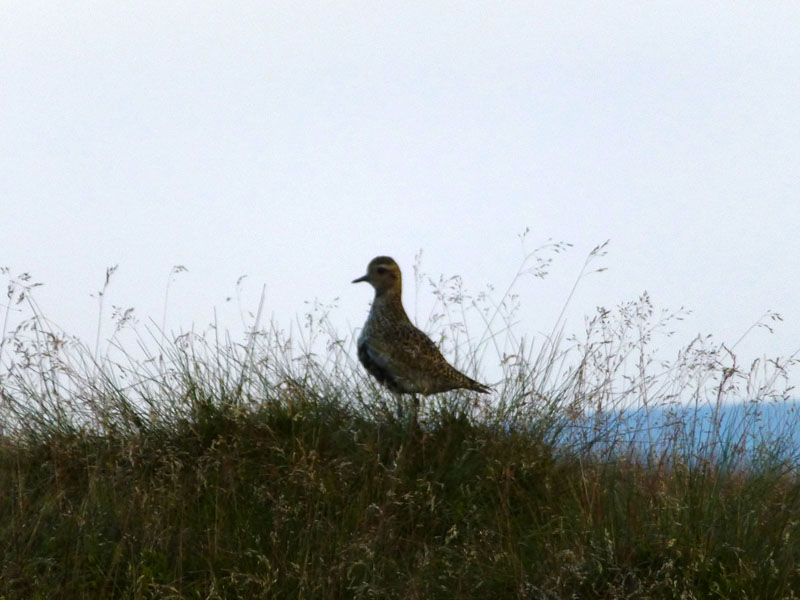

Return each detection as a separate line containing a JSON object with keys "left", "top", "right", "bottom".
{"left": 352, "top": 274, "right": 369, "bottom": 284}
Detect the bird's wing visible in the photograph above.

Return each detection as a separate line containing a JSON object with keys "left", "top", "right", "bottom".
{"left": 394, "top": 323, "right": 491, "bottom": 393}
{"left": 363, "top": 322, "right": 488, "bottom": 394}
{"left": 378, "top": 322, "right": 454, "bottom": 378}
{"left": 362, "top": 331, "right": 416, "bottom": 378}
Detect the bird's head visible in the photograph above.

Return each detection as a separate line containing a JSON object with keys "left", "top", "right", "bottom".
{"left": 352, "top": 256, "right": 402, "bottom": 296}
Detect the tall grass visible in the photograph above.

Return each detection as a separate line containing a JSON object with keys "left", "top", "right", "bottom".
{"left": 1, "top": 244, "right": 799, "bottom": 599}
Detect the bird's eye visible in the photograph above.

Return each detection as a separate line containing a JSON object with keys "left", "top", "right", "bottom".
{"left": 376, "top": 266, "right": 388, "bottom": 274}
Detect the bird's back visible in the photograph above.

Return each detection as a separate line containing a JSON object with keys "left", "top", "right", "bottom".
{"left": 358, "top": 300, "right": 489, "bottom": 395}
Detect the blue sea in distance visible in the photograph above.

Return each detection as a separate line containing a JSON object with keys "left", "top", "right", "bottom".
{"left": 570, "top": 400, "right": 800, "bottom": 463}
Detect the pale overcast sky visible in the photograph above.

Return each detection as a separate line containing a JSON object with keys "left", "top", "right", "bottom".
{"left": 2, "top": 3, "right": 799, "bottom": 373}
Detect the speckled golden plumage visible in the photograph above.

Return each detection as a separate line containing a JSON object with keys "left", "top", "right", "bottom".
{"left": 352, "top": 256, "right": 490, "bottom": 396}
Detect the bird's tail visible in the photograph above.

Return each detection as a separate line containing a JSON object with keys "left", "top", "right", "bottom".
{"left": 468, "top": 378, "right": 491, "bottom": 394}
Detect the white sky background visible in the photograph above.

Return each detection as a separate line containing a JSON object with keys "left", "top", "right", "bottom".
{"left": 2, "top": 3, "right": 799, "bottom": 381}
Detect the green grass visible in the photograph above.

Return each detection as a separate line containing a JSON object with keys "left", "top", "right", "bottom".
{"left": 3, "top": 388, "right": 800, "bottom": 599}
{"left": 1, "top": 248, "right": 800, "bottom": 598}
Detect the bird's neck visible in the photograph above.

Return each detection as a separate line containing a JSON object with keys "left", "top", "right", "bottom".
{"left": 372, "top": 288, "right": 412, "bottom": 324}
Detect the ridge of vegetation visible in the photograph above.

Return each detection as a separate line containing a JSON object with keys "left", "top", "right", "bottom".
{"left": 1, "top": 244, "right": 798, "bottom": 599}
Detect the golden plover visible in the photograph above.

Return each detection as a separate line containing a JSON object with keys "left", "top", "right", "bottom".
{"left": 352, "top": 256, "right": 490, "bottom": 410}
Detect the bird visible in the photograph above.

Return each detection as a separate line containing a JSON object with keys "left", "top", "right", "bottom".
{"left": 352, "top": 256, "right": 490, "bottom": 419}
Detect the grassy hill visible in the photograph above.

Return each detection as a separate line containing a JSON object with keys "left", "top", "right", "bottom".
{"left": 2, "top": 383, "right": 800, "bottom": 599}
{"left": 2, "top": 260, "right": 799, "bottom": 598}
